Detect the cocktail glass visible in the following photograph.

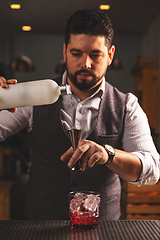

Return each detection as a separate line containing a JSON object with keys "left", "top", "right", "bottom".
{"left": 69, "top": 191, "right": 100, "bottom": 230}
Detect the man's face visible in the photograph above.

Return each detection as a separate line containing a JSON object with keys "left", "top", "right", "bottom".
{"left": 63, "top": 34, "right": 115, "bottom": 91}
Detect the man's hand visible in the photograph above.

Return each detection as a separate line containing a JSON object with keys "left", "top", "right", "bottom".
{"left": 61, "top": 139, "right": 109, "bottom": 171}
{"left": 61, "top": 139, "right": 142, "bottom": 182}
{"left": 0, "top": 76, "right": 17, "bottom": 112}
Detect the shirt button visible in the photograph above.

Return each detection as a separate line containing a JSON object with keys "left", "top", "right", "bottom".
{"left": 76, "top": 121, "right": 81, "bottom": 126}
{"left": 78, "top": 103, "right": 82, "bottom": 108}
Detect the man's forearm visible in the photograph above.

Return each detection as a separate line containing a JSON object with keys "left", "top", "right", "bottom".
{"left": 106, "top": 149, "right": 142, "bottom": 182}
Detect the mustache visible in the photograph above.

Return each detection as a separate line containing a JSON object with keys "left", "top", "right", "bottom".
{"left": 75, "top": 69, "right": 95, "bottom": 76}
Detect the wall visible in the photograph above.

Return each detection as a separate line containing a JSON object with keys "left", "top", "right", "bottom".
{"left": 142, "top": 14, "right": 160, "bottom": 57}
{"left": 0, "top": 34, "right": 65, "bottom": 82}
{"left": 106, "top": 35, "right": 142, "bottom": 93}
{"left": 0, "top": 34, "right": 142, "bottom": 94}
{"left": 142, "top": 13, "right": 160, "bottom": 131}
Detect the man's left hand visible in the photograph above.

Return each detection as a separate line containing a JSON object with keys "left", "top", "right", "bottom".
{"left": 61, "top": 139, "right": 108, "bottom": 171}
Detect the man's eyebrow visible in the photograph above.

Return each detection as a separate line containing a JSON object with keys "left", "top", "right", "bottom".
{"left": 70, "top": 48, "right": 102, "bottom": 53}
{"left": 70, "top": 48, "right": 82, "bottom": 52}
{"left": 91, "top": 50, "right": 102, "bottom": 53}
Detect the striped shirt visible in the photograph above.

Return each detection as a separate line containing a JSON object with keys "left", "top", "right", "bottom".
{"left": 0, "top": 72, "right": 159, "bottom": 186}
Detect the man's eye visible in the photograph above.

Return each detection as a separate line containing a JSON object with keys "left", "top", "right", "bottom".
{"left": 91, "top": 54, "right": 101, "bottom": 58}
{"left": 72, "top": 53, "right": 81, "bottom": 57}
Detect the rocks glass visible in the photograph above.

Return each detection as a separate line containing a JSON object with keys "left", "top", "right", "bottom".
{"left": 69, "top": 191, "right": 100, "bottom": 230}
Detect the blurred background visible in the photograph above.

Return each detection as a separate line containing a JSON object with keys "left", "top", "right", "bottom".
{"left": 0, "top": 0, "right": 160, "bottom": 221}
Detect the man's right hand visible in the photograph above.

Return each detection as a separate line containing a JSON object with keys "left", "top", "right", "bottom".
{"left": 0, "top": 76, "right": 17, "bottom": 112}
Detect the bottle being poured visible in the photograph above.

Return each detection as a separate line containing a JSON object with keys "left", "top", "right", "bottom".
{"left": 0, "top": 79, "right": 71, "bottom": 110}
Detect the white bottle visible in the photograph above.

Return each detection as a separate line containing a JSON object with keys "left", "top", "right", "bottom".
{"left": 0, "top": 79, "right": 71, "bottom": 110}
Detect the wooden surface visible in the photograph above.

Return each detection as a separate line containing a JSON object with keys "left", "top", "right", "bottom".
{"left": 0, "top": 181, "right": 14, "bottom": 220}
{"left": 121, "top": 181, "right": 160, "bottom": 220}
{"left": 133, "top": 57, "right": 159, "bottom": 133}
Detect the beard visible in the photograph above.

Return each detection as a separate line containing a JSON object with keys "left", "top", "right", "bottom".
{"left": 66, "top": 68, "right": 106, "bottom": 91}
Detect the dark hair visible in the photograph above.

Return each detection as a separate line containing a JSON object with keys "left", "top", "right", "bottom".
{"left": 65, "top": 9, "right": 114, "bottom": 48}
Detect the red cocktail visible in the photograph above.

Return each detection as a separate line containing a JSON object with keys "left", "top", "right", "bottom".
{"left": 69, "top": 191, "right": 100, "bottom": 229}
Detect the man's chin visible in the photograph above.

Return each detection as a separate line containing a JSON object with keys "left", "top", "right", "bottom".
{"left": 74, "top": 83, "right": 95, "bottom": 91}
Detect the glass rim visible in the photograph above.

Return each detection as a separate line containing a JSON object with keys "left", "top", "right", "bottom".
{"left": 69, "top": 190, "right": 100, "bottom": 197}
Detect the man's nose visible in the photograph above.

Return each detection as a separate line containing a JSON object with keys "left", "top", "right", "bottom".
{"left": 81, "top": 55, "right": 92, "bottom": 69}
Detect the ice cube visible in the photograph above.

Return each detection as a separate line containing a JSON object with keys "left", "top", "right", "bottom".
{"left": 74, "top": 192, "right": 88, "bottom": 200}
{"left": 84, "top": 194, "right": 100, "bottom": 213}
{"left": 70, "top": 198, "right": 81, "bottom": 214}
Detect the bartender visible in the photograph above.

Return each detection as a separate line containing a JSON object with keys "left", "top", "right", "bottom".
{"left": 0, "top": 9, "right": 159, "bottom": 220}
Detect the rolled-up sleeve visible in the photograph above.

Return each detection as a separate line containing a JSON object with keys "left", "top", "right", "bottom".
{"left": 123, "top": 93, "right": 159, "bottom": 186}
{"left": 0, "top": 106, "right": 33, "bottom": 141}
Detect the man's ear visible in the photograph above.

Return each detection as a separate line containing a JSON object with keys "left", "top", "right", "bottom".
{"left": 108, "top": 45, "right": 115, "bottom": 66}
{"left": 63, "top": 43, "right": 67, "bottom": 62}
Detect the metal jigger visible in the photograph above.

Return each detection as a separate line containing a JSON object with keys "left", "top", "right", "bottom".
{"left": 68, "top": 129, "right": 83, "bottom": 170}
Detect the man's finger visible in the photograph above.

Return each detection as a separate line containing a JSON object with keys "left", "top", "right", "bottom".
{"left": 61, "top": 147, "right": 73, "bottom": 161}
